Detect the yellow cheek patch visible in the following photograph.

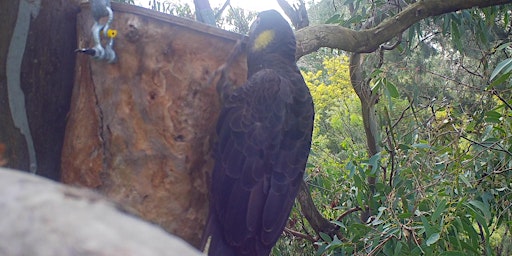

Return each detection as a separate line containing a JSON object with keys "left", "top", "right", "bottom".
{"left": 252, "top": 30, "right": 275, "bottom": 51}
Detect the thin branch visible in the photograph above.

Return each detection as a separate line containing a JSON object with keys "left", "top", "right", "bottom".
{"left": 491, "top": 89, "right": 512, "bottom": 111}
{"left": 283, "top": 227, "right": 316, "bottom": 242}
{"left": 459, "top": 59, "right": 484, "bottom": 79}
{"left": 214, "top": 0, "right": 230, "bottom": 20}
{"left": 424, "top": 69, "right": 481, "bottom": 91}
{"left": 378, "top": 34, "right": 402, "bottom": 67}
{"left": 336, "top": 206, "right": 362, "bottom": 221}
{"left": 460, "top": 134, "right": 512, "bottom": 157}
{"left": 367, "top": 235, "right": 396, "bottom": 256}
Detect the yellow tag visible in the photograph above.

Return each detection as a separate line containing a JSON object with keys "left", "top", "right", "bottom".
{"left": 107, "top": 29, "right": 118, "bottom": 39}
{"left": 252, "top": 30, "right": 275, "bottom": 51}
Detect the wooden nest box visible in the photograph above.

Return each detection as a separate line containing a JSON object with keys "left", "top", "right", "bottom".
{"left": 61, "top": 2, "right": 247, "bottom": 248}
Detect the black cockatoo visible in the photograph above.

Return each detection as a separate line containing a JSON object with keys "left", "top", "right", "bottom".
{"left": 202, "top": 10, "right": 314, "bottom": 256}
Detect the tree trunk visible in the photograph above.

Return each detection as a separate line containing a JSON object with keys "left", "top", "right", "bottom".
{"left": 61, "top": 2, "right": 247, "bottom": 248}
{"left": 0, "top": 0, "right": 79, "bottom": 179}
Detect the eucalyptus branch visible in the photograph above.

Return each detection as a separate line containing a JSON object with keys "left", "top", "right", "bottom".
{"left": 295, "top": 0, "right": 512, "bottom": 58}
{"left": 283, "top": 227, "right": 316, "bottom": 242}
{"left": 460, "top": 134, "right": 512, "bottom": 157}
{"left": 336, "top": 206, "right": 362, "bottom": 222}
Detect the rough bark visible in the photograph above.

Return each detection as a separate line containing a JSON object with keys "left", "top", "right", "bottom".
{"left": 0, "top": 0, "right": 79, "bottom": 179}
{"left": 61, "top": 2, "right": 247, "bottom": 249}
{"left": 295, "top": 0, "right": 512, "bottom": 58}
{"left": 0, "top": 168, "right": 202, "bottom": 256}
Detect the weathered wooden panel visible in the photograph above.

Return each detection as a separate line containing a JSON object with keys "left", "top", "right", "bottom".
{"left": 61, "top": 2, "right": 247, "bottom": 248}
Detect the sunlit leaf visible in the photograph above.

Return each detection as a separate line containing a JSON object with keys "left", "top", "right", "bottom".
{"left": 487, "top": 72, "right": 511, "bottom": 90}
{"left": 426, "top": 233, "right": 440, "bottom": 246}
{"left": 490, "top": 58, "right": 512, "bottom": 81}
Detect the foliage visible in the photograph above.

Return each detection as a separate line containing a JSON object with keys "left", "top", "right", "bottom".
{"left": 147, "top": 0, "right": 194, "bottom": 18}
{"left": 277, "top": 1, "right": 512, "bottom": 256}
{"left": 302, "top": 56, "right": 366, "bottom": 179}
{"left": 116, "top": 0, "right": 255, "bottom": 34}
{"left": 215, "top": 6, "right": 256, "bottom": 34}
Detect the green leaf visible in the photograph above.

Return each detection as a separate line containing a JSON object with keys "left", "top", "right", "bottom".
{"left": 385, "top": 80, "right": 400, "bottom": 98}
{"left": 370, "top": 69, "right": 383, "bottom": 78}
{"left": 398, "top": 143, "right": 412, "bottom": 150}
{"left": 482, "top": 137, "right": 500, "bottom": 145}
{"left": 346, "top": 161, "right": 356, "bottom": 178}
{"left": 397, "top": 212, "right": 413, "bottom": 218}
{"left": 442, "top": 14, "right": 451, "bottom": 35}
{"left": 319, "top": 232, "right": 332, "bottom": 242}
{"left": 420, "top": 215, "right": 432, "bottom": 237}
{"left": 431, "top": 199, "right": 446, "bottom": 223}
{"left": 331, "top": 235, "right": 342, "bottom": 246}
{"left": 368, "top": 152, "right": 381, "bottom": 175}
{"left": 459, "top": 174, "right": 472, "bottom": 188}
{"left": 315, "top": 243, "right": 327, "bottom": 256}
{"left": 484, "top": 110, "right": 502, "bottom": 123}
{"left": 371, "top": 78, "right": 383, "bottom": 91}
{"left": 464, "top": 202, "right": 491, "bottom": 237}
{"left": 490, "top": 58, "right": 512, "bottom": 81}
{"left": 450, "top": 19, "right": 463, "bottom": 52}
{"left": 487, "top": 71, "right": 511, "bottom": 90}
{"left": 325, "top": 14, "right": 341, "bottom": 24}
{"left": 426, "top": 232, "right": 440, "bottom": 246}
{"left": 468, "top": 200, "right": 491, "bottom": 220}
{"left": 330, "top": 220, "right": 345, "bottom": 228}
{"left": 495, "top": 42, "right": 512, "bottom": 52}
{"left": 393, "top": 241, "right": 403, "bottom": 256}
{"left": 411, "top": 143, "right": 431, "bottom": 149}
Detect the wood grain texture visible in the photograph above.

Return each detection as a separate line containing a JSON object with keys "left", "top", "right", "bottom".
{"left": 61, "top": 2, "right": 247, "bottom": 248}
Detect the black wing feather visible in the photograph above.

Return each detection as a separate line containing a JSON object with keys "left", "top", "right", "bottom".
{"left": 205, "top": 67, "right": 312, "bottom": 255}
